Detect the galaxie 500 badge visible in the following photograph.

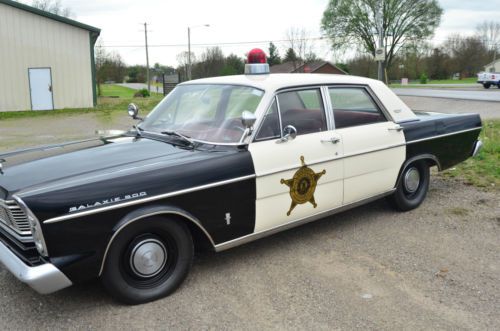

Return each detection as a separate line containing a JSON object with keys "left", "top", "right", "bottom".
{"left": 69, "top": 192, "right": 147, "bottom": 213}
{"left": 281, "top": 156, "right": 326, "bottom": 216}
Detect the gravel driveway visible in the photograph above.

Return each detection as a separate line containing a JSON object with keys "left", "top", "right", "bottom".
{"left": 0, "top": 98, "right": 499, "bottom": 330}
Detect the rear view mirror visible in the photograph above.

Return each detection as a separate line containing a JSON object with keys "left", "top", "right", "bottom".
{"left": 128, "top": 103, "right": 142, "bottom": 120}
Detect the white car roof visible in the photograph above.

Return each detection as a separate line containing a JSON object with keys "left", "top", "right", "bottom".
{"left": 181, "top": 73, "right": 377, "bottom": 91}
{"left": 180, "top": 73, "right": 417, "bottom": 123}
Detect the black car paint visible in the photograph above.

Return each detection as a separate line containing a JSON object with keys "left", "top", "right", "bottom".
{"left": 401, "top": 113, "right": 482, "bottom": 170}
{"left": 0, "top": 112, "right": 482, "bottom": 286}
{"left": 1, "top": 134, "right": 255, "bottom": 282}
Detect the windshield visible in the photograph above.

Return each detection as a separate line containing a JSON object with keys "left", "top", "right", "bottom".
{"left": 141, "top": 84, "right": 264, "bottom": 144}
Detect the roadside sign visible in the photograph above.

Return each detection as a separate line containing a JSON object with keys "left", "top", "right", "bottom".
{"left": 375, "top": 48, "right": 385, "bottom": 61}
{"left": 401, "top": 78, "right": 409, "bottom": 85}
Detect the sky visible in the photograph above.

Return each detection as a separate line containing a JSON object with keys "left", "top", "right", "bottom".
{"left": 20, "top": 0, "right": 500, "bottom": 66}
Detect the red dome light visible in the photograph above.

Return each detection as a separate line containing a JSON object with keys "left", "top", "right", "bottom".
{"left": 247, "top": 48, "right": 267, "bottom": 64}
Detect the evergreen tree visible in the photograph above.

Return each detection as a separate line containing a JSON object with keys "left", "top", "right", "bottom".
{"left": 268, "top": 42, "right": 282, "bottom": 66}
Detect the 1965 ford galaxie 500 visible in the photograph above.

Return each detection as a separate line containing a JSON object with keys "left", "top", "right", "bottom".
{"left": 0, "top": 49, "right": 482, "bottom": 304}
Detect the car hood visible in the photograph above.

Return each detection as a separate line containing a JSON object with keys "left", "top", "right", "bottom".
{"left": 0, "top": 135, "right": 192, "bottom": 195}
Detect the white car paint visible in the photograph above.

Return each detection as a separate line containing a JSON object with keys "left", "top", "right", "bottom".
{"left": 184, "top": 74, "right": 411, "bottom": 234}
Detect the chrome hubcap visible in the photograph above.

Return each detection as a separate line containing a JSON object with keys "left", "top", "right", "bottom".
{"left": 129, "top": 239, "right": 167, "bottom": 278}
{"left": 404, "top": 167, "right": 420, "bottom": 193}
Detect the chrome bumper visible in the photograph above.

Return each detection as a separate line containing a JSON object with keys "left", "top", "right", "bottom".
{"left": 472, "top": 140, "right": 483, "bottom": 157}
{"left": 0, "top": 240, "right": 72, "bottom": 294}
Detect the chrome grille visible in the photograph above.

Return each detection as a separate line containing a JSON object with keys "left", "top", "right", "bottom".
{"left": 0, "top": 200, "right": 32, "bottom": 236}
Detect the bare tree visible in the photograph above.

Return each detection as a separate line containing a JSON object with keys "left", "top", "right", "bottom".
{"left": 285, "top": 27, "right": 317, "bottom": 69}
{"left": 176, "top": 51, "right": 195, "bottom": 81}
{"left": 95, "top": 40, "right": 127, "bottom": 95}
{"left": 32, "top": 0, "right": 73, "bottom": 18}
{"left": 476, "top": 21, "right": 500, "bottom": 63}
{"left": 443, "top": 34, "right": 489, "bottom": 77}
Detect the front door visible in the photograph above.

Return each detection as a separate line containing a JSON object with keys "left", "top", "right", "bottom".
{"left": 327, "top": 86, "right": 406, "bottom": 204}
{"left": 249, "top": 88, "right": 344, "bottom": 233}
{"left": 29, "top": 68, "right": 53, "bottom": 110}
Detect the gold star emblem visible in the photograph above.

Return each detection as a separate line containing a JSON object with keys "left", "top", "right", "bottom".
{"left": 280, "top": 156, "right": 326, "bottom": 216}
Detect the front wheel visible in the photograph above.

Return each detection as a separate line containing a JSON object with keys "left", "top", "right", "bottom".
{"left": 101, "top": 217, "right": 194, "bottom": 305}
{"left": 388, "top": 160, "right": 430, "bottom": 211}
{"left": 483, "top": 83, "right": 491, "bottom": 89}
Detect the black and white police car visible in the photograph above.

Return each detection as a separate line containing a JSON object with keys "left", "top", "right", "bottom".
{"left": 0, "top": 49, "right": 482, "bottom": 304}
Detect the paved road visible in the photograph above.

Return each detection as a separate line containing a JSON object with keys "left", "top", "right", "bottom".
{"left": 120, "top": 82, "right": 500, "bottom": 102}
{"left": 119, "top": 83, "right": 164, "bottom": 95}
{"left": 393, "top": 88, "right": 500, "bottom": 102}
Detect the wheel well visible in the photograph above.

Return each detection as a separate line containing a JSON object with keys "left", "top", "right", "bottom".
{"left": 99, "top": 208, "right": 215, "bottom": 276}
{"left": 167, "top": 214, "right": 215, "bottom": 252}
{"left": 395, "top": 154, "right": 441, "bottom": 187}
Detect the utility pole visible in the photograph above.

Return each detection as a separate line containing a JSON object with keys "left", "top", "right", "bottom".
{"left": 144, "top": 22, "right": 150, "bottom": 92}
{"left": 377, "top": 5, "right": 384, "bottom": 82}
{"left": 187, "top": 27, "right": 191, "bottom": 81}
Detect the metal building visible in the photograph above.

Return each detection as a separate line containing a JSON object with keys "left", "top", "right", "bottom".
{"left": 0, "top": 0, "right": 100, "bottom": 111}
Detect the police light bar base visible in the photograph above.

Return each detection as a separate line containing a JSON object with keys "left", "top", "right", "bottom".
{"left": 244, "top": 63, "right": 270, "bottom": 75}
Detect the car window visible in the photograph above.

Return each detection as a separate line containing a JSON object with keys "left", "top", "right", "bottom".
{"left": 278, "top": 89, "right": 327, "bottom": 135}
{"left": 255, "top": 99, "right": 281, "bottom": 141}
{"left": 329, "top": 88, "right": 386, "bottom": 129}
{"left": 141, "top": 84, "right": 264, "bottom": 144}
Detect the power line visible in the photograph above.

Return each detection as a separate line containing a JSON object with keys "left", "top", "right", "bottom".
{"left": 96, "top": 36, "right": 499, "bottom": 49}
{"left": 96, "top": 37, "right": 327, "bottom": 48}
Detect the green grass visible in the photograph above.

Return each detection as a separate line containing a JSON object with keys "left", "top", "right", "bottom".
{"left": 0, "top": 94, "right": 163, "bottom": 120}
{"left": 100, "top": 84, "right": 137, "bottom": 98}
{"left": 441, "top": 120, "right": 500, "bottom": 190}
{"left": 426, "top": 77, "right": 476, "bottom": 84}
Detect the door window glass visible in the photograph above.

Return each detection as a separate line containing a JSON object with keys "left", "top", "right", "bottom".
{"left": 255, "top": 99, "right": 281, "bottom": 141}
{"left": 329, "top": 88, "right": 386, "bottom": 129}
{"left": 277, "top": 89, "right": 327, "bottom": 135}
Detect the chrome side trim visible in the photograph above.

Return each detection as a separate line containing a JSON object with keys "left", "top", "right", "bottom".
{"left": 98, "top": 209, "right": 215, "bottom": 276}
{"left": 256, "top": 143, "right": 405, "bottom": 177}
{"left": 43, "top": 174, "right": 256, "bottom": 224}
{"left": 406, "top": 127, "right": 482, "bottom": 144}
{"left": 215, "top": 189, "right": 396, "bottom": 252}
{"left": 0, "top": 240, "right": 72, "bottom": 294}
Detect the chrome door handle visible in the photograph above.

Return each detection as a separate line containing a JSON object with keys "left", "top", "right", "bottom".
{"left": 388, "top": 125, "right": 403, "bottom": 132}
{"left": 321, "top": 137, "right": 341, "bottom": 144}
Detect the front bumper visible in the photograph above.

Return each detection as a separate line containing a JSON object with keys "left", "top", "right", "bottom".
{"left": 0, "top": 240, "right": 72, "bottom": 294}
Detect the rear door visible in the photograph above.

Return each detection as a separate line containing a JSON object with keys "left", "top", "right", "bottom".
{"left": 249, "top": 87, "right": 343, "bottom": 233}
{"left": 29, "top": 68, "right": 54, "bottom": 111}
{"left": 328, "top": 86, "right": 405, "bottom": 204}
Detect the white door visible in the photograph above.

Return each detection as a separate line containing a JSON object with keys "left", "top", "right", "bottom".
{"left": 29, "top": 68, "right": 53, "bottom": 110}
{"left": 328, "top": 87, "right": 406, "bottom": 204}
{"left": 249, "top": 88, "right": 344, "bottom": 233}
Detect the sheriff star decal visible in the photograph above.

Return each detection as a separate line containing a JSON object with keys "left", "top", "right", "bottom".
{"left": 281, "top": 156, "right": 326, "bottom": 216}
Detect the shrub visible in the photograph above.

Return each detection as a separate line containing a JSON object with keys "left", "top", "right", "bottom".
{"left": 419, "top": 73, "right": 428, "bottom": 84}
{"left": 134, "top": 88, "right": 150, "bottom": 98}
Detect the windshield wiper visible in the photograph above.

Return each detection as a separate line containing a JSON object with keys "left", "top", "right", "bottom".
{"left": 160, "top": 130, "right": 195, "bottom": 147}
{"left": 133, "top": 124, "right": 144, "bottom": 137}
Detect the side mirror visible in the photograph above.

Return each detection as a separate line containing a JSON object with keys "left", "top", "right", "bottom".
{"left": 277, "top": 125, "right": 297, "bottom": 144}
{"left": 128, "top": 103, "right": 142, "bottom": 120}
{"left": 241, "top": 111, "right": 257, "bottom": 129}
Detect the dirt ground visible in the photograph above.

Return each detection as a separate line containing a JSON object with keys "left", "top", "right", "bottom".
{"left": 0, "top": 99, "right": 499, "bottom": 330}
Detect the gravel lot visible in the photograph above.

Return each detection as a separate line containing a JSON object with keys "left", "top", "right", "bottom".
{"left": 0, "top": 98, "right": 499, "bottom": 330}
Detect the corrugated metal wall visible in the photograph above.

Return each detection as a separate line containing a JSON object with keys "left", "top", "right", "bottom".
{"left": 0, "top": 3, "right": 93, "bottom": 111}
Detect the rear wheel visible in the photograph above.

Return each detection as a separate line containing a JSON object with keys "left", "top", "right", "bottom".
{"left": 388, "top": 160, "right": 430, "bottom": 211}
{"left": 483, "top": 83, "right": 491, "bottom": 89}
{"left": 101, "top": 217, "right": 194, "bottom": 305}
